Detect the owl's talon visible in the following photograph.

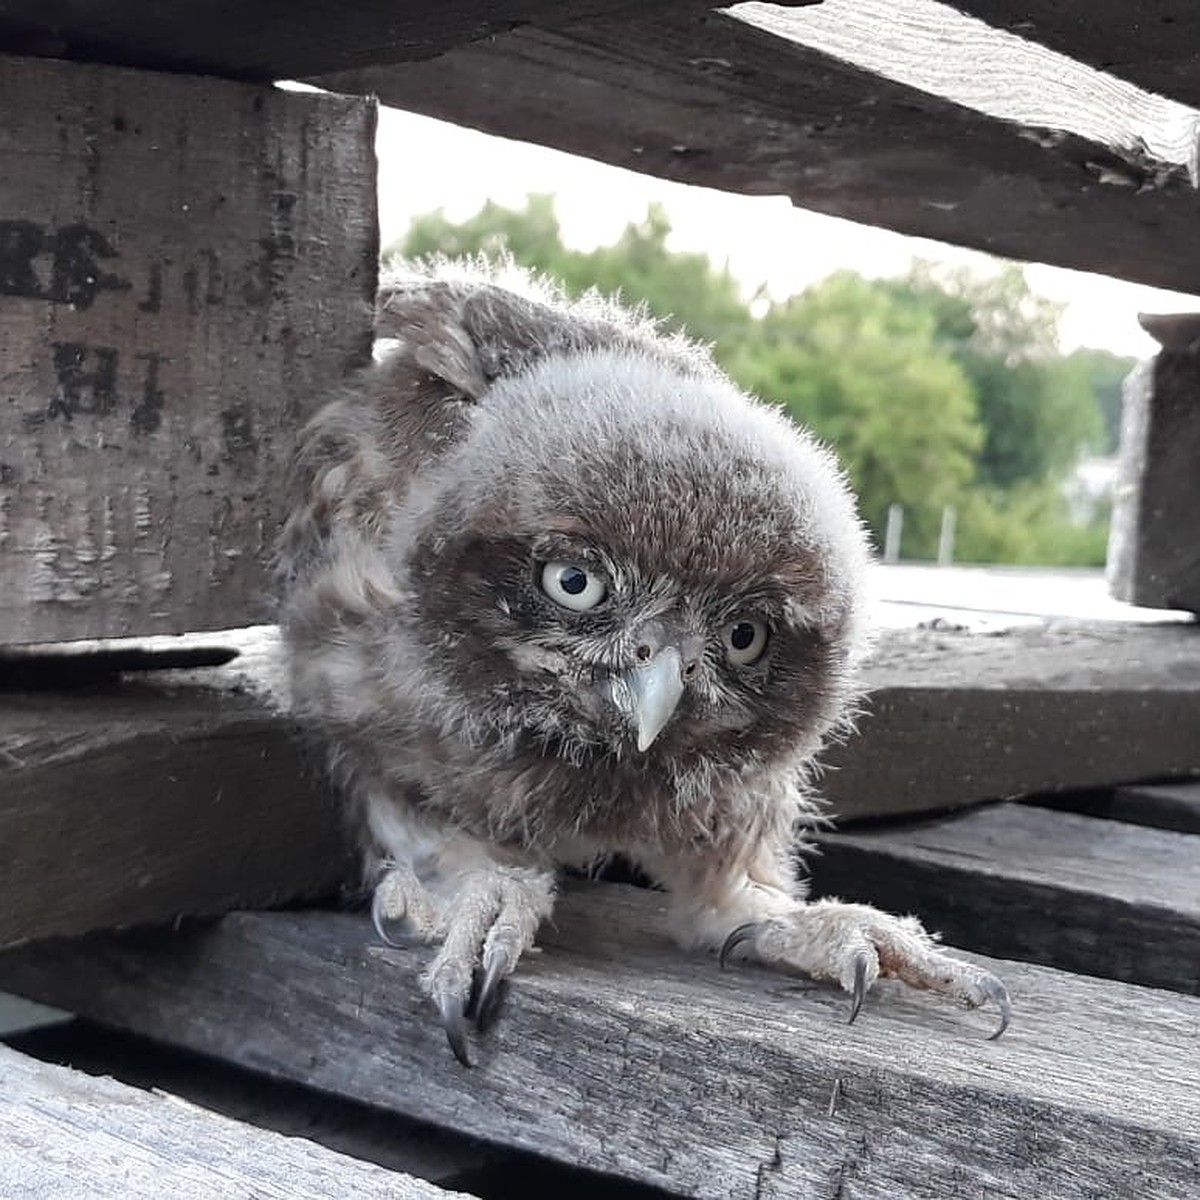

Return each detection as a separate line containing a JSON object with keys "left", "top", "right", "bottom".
{"left": 846, "top": 951, "right": 870, "bottom": 1025}
{"left": 977, "top": 972, "right": 1012, "bottom": 1040}
{"left": 434, "top": 989, "right": 472, "bottom": 1067}
{"left": 472, "top": 947, "right": 511, "bottom": 1029}
{"left": 719, "top": 922, "right": 761, "bottom": 970}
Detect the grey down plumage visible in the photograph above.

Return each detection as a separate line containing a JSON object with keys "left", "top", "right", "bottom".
{"left": 276, "top": 260, "right": 1008, "bottom": 1064}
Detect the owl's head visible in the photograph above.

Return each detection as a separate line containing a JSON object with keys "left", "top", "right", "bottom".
{"left": 377, "top": 267, "right": 872, "bottom": 776}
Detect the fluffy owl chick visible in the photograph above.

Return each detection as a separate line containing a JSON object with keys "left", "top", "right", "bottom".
{"left": 277, "top": 261, "right": 1009, "bottom": 1064}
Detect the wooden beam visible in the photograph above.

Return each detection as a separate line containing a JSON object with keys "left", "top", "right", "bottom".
{"left": 8, "top": 1019, "right": 505, "bottom": 1188}
{"left": 1108, "top": 331, "right": 1200, "bottom": 614}
{"left": 0, "top": 630, "right": 353, "bottom": 950}
{"left": 4, "top": 619, "right": 1197, "bottom": 948}
{"left": 1, "top": 884, "right": 1197, "bottom": 1198}
{"left": 949, "top": 1, "right": 1200, "bottom": 111}
{"left": 822, "top": 619, "right": 1200, "bottom": 817}
{"left": 812, "top": 803, "right": 1200, "bottom": 995}
{"left": 316, "top": 8, "right": 1200, "bottom": 293}
{"left": 0, "top": 54, "right": 376, "bottom": 643}
{"left": 0, "top": 1042, "right": 462, "bottom": 1198}
{"left": 0, "top": 2, "right": 815, "bottom": 79}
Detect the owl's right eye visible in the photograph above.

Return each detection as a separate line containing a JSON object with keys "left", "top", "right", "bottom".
{"left": 540, "top": 562, "right": 607, "bottom": 612}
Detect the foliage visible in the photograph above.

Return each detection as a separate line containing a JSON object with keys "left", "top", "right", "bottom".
{"left": 880, "top": 264, "right": 1106, "bottom": 488}
{"left": 396, "top": 196, "right": 748, "bottom": 352}
{"left": 388, "top": 197, "right": 1118, "bottom": 566}
{"left": 1062, "top": 346, "right": 1137, "bottom": 453}
{"left": 725, "top": 273, "right": 982, "bottom": 553}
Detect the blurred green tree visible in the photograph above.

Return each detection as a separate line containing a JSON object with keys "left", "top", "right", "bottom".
{"left": 389, "top": 197, "right": 1115, "bottom": 565}
{"left": 881, "top": 264, "right": 1105, "bottom": 488}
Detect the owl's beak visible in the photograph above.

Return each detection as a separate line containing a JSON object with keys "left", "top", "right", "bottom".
{"left": 609, "top": 646, "right": 687, "bottom": 752}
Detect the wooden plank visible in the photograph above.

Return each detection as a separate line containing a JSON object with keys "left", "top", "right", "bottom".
{"left": 1108, "top": 329, "right": 1200, "bottom": 614}
{"left": 950, "top": 1, "right": 1200, "bottom": 111}
{"left": 5, "top": 619, "right": 1197, "bottom": 949}
{"left": 0, "top": 1042, "right": 462, "bottom": 1198}
{"left": 823, "top": 620, "right": 1200, "bottom": 818}
{"left": 0, "top": 629, "right": 353, "bottom": 950}
{"left": 812, "top": 803, "right": 1200, "bottom": 995}
{"left": 0, "top": 54, "right": 376, "bottom": 643}
{"left": 316, "top": 8, "right": 1200, "bottom": 293}
{"left": 8, "top": 1020, "right": 506, "bottom": 1190}
{"left": 0, "top": 1, "right": 796, "bottom": 79}
{"left": 1, "top": 885, "right": 1197, "bottom": 1199}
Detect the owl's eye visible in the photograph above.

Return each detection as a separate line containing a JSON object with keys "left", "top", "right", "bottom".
{"left": 721, "top": 618, "right": 769, "bottom": 666}
{"left": 540, "top": 561, "right": 607, "bottom": 612}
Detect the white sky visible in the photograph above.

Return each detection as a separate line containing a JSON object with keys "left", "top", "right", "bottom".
{"left": 376, "top": 105, "right": 1200, "bottom": 358}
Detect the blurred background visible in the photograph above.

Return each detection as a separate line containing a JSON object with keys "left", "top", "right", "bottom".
{"left": 373, "top": 105, "right": 1198, "bottom": 574}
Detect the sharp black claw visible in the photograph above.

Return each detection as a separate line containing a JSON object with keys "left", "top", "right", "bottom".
{"left": 979, "top": 974, "right": 1012, "bottom": 1041}
{"left": 370, "top": 892, "right": 405, "bottom": 948}
{"left": 846, "top": 953, "right": 869, "bottom": 1025}
{"left": 720, "top": 922, "right": 761, "bottom": 971}
{"left": 435, "top": 992, "right": 472, "bottom": 1067}
{"left": 472, "top": 949, "right": 510, "bottom": 1030}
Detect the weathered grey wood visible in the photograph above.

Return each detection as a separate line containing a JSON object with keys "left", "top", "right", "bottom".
{"left": 317, "top": 8, "right": 1200, "bottom": 294}
{"left": 6, "top": 620, "right": 1197, "bottom": 949}
{"left": 5, "top": 0, "right": 1198, "bottom": 116}
{"left": 735, "top": 0, "right": 1200, "bottom": 182}
{"left": 1108, "top": 328, "right": 1200, "bottom": 614}
{"left": 1, "top": 884, "right": 1197, "bottom": 1199}
{"left": 949, "top": 1, "right": 1200, "bottom": 112}
{"left": 0, "top": 1042, "right": 462, "bottom": 1199}
{"left": 813, "top": 803, "right": 1200, "bottom": 994}
{"left": 0, "top": 628, "right": 353, "bottom": 949}
{"left": 9, "top": 1019, "right": 505, "bottom": 1190}
{"left": 824, "top": 620, "right": 1200, "bottom": 817}
{"left": 0, "top": 1, "right": 814, "bottom": 79}
{"left": 0, "top": 54, "right": 376, "bottom": 643}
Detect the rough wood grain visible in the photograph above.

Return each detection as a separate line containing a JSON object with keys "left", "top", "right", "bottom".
{"left": 0, "top": 630, "right": 353, "bottom": 949}
{"left": 0, "top": 1, "right": 814, "bottom": 79}
{"left": 0, "top": 1042, "right": 463, "bottom": 1199}
{"left": 8, "top": 1020, "right": 507, "bottom": 1190}
{"left": 1108, "top": 342, "right": 1200, "bottom": 614}
{"left": 813, "top": 803, "right": 1200, "bottom": 995}
{"left": 0, "top": 54, "right": 377, "bottom": 644}
{"left": 1, "top": 884, "right": 1197, "bottom": 1199}
{"left": 948, "top": 0, "right": 1200, "bottom": 111}
{"left": 735, "top": 0, "right": 1200, "bottom": 180}
{"left": 317, "top": 8, "right": 1200, "bottom": 293}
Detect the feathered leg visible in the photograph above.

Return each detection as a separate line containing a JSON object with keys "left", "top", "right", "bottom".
{"left": 659, "top": 854, "right": 1010, "bottom": 1038}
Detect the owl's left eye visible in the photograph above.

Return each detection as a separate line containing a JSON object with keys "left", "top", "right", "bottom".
{"left": 721, "top": 618, "right": 770, "bottom": 666}
{"left": 540, "top": 561, "right": 607, "bottom": 611}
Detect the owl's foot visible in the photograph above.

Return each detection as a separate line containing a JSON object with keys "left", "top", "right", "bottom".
{"left": 417, "top": 864, "right": 556, "bottom": 1066}
{"left": 719, "top": 899, "right": 1010, "bottom": 1039}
